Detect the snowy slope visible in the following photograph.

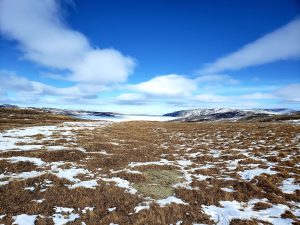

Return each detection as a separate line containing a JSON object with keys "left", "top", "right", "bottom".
{"left": 163, "top": 108, "right": 298, "bottom": 122}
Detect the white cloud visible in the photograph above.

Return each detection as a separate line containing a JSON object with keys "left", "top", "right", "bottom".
{"left": 0, "top": 0, "right": 135, "bottom": 84}
{"left": 240, "top": 92, "right": 275, "bottom": 100}
{"left": 0, "top": 70, "right": 100, "bottom": 99}
{"left": 116, "top": 93, "right": 145, "bottom": 101}
{"left": 193, "top": 94, "right": 231, "bottom": 103}
{"left": 275, "top": 83, "right": 300, "bottom": 102}
{"left": 3, "top": 69, "right": 298, "bottom": 111}
{"left": 196, "top": 74, "right": 239, "bottom": 85}
{"left": 71, "top": 49, "right": 135, "bottom": 83}
{"left": 201, "top": 17, "right": 300, "bottom": 73}
{"left": 125, "top": 74, "right": 239, "bottom": 105}
{"left": 115, "top": 93, "right": 146, "bottom": 105}
{"left": 130, "top": 74, "right": 197, "bottom": 97}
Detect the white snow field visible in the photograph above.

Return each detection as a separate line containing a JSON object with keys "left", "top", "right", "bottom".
{"left": 77, "top": 114, "right": 175, "bottom": 122}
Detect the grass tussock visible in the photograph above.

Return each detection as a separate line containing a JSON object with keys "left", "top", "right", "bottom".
{"left": 0, "top": 160, "right": 37, "bottom": 173}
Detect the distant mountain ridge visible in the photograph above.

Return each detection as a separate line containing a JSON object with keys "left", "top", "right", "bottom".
{"left": 163, "top": 108, "right": 299, "bottom": 122}
{"left": 1, "top": 104, "right": 299, "bottom": 122}
{"left": 0, "top": 104, "right": 120, "bottom": 118}
{"left": 41, "top": 108, "right": 120, "bottom": 118}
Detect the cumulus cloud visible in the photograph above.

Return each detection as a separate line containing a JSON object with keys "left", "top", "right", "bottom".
{"left": 130, "top": 74, "right": 197, "bottom": 97}
{"left": 71, "top": 49, "right": 135, "bottom": 83}
{"left": 200, "top": 17, "right": 300, "bottom": 73}
{"left": 121, "top": 74, "right": 240, "bottom": 105}
{"left": 0, "top": 0, "right": 135, "bottom": 84}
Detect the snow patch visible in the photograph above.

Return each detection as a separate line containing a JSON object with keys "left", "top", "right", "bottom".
{"left": 0, "top": 171, "right": 45, "bottom": 185}
{"left": 134, "top": 202, "right": 151, "bottom": 213}
{"left": 102, "top": 177, "right": 137, "bottom": 194}
{"left": 0, "top": 126, "right": 56, "bottom": 152}
{"left": 129, "top": 159, "right": 172, "bottom": 167}
{"left": 221, "top": 188, "right": 235, "bottom": 193}
{"left": 202, "top": 199, "right": 293, "bottom": 225}
{"left": 67, "top": 180, "right": 98, "bottom": 189}
{"left": 177, "top": 159, "right": 193, "bottom": 167}
{"left": 1, "top": 156, "right": 45, "bottom": 166}
{"left": 108, "top": 207, "right": 116, "bottom": 212}
{"left": 82, "top": 207, "right": 94, "bottom": 213}
{"left": 50, "top": 165, "right": 91, "bottom": 183}
{"left": 280, "top": 178, "right": 300, "bottom": 194}
{"left": 12, "top": 214, "right": 37, "bottom": 225}
{"left": 238, "top": 167, "right": 277, "bottom": 180}
{"left": 156, "top": 196, "right": 187, "bottom": 207}
{"left": 52, "top": 207, "right": 79, "bottom": 225}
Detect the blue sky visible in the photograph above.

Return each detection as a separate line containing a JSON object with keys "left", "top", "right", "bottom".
{"left": 0, "top": 0, "right": 300, "bottom": 114}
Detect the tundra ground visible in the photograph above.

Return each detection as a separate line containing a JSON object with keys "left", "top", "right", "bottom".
{"left": 0, "top": 112, "right": 299, "bottom": 224}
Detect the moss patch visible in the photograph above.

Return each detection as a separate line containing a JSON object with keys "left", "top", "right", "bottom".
{"left": 133, "top": 169, "right": 183, "bottom": 198}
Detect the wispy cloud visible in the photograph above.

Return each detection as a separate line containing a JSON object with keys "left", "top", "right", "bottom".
{"left": 0, "top": 70, "right": 103, "bottom": 100}
{"left": 193, "top": 94, "right": 232, "bottom": 103}
{"left": 200, "top": 17, "right": 300, "bottom": 73}
{"left": 0, "top": 0, "right": 135, "bottom": 84}
{"left": 115, "top": 93, "right": 146, "bottom": 105}
{"left": 3, "top": 69, "right": 298, "bottom": 110}
{"left": 196, "top": 74, "right": 239, "bottom": 85}
{"left": 275, "top": 83, "right": 300, "bottom": 102}
{"left": 240, "top": 92, "right": 275, "bottom": 100}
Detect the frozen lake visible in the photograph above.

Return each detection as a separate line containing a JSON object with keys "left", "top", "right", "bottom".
{"left": 77, "top": 114, "right": 175, "bottom": 122}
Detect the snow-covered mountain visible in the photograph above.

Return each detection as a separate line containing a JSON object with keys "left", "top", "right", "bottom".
{"left": 163, "top": 108, "right": 298, "bottom": 122}
{"left": 1, "top": 104, "right": 298, "bottom": 122}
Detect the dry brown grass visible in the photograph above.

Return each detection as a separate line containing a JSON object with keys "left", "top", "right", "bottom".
{"left": 1, "top": 119, "right": 300, "bottom": 224}
{"left": 0, "top": 160, "right": 37, "bottom": 173}
{"left": 0, "top": 108, "right": 80, "bottom": 131}
{"left": 253, "top": 202, "right": 273, "bottom": 210}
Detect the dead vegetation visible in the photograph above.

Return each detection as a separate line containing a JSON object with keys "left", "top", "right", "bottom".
{"left": 0, "top": 119, "right": 300, "bottom": 224}
{"left": 0, "top": 107, "right": 80, "bottom": 131}
{"left": 0, "top": 160, "right": 37, "bottom": 173}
